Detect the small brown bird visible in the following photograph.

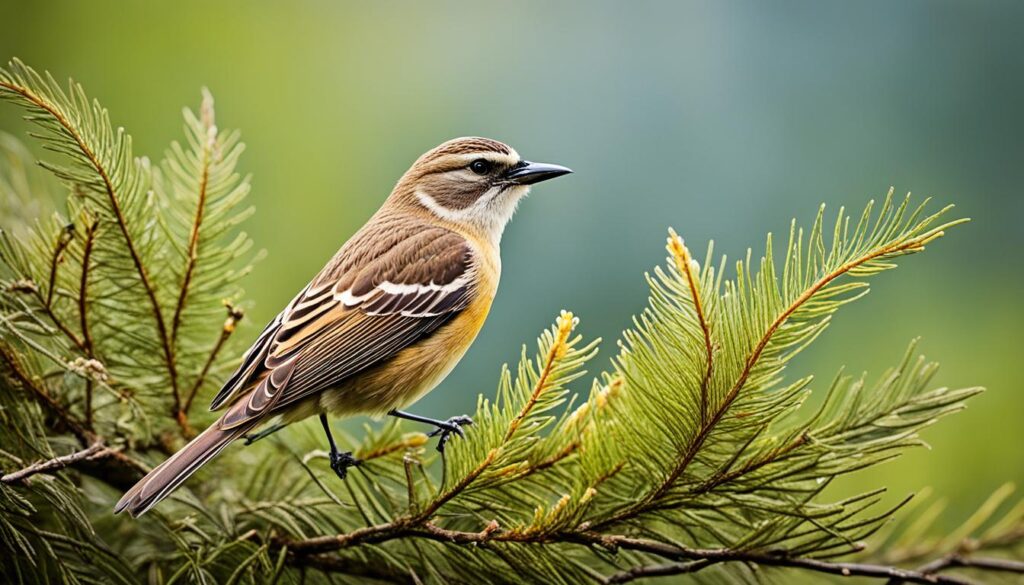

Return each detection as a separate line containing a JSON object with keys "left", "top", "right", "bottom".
{"left": 115, "top": 137, "right": 571, "bottom": 516}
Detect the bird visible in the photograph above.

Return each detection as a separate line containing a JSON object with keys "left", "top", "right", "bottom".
{"left": 115, "top": 137, "right": 572, "bottom": 517}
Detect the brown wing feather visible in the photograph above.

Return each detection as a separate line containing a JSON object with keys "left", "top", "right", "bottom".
{"left": 209, "top": 217, "right": 475, "bottom": 426}
{"left": 208, "top": 312, "right": 282, "bottom": 410}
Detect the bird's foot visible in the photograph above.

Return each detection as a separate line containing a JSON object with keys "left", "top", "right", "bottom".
{"left": 329, "top": 450, "right": 361, "bottom": 480}
{"left": 426, "top": 415, "right": 473, "bottom": 453}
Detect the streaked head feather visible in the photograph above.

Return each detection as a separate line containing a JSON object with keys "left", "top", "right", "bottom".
{"left": 391, "top": 137, "right": 527, "bottom": 242}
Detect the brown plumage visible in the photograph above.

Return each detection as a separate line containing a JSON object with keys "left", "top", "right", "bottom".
{"left": 115, "top": 137, "right": 572, "bottom": 516}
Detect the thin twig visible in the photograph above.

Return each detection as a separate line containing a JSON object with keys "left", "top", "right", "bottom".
{"left": 888, "top": 554, "right": 1024, "bottom": 584}
{"left": 0, "top": 443, "right": 111, "bottom": 484}
{"left": 29, "top": 226, "right": 87, "bottom": 352}
{"left": 403, "top": 454, "right": 420, "bottom": 513}
{"left": 692, "top": 431, "right": 808, "bottom": 495}
{"left": 603, "top": 560, "right": 716, "bottom": 583}
{"left": 182, "top": 302, "right": 243, "bottom": 414}
{"left": 603, "top": 554, "right": 973, "bottom": 585}
{"left": 268, "top": 519, "right": 505, "bottom": 555}
{"left": 0, "top": 343, "right": 91, "bottom": 444}
{"left": 30, "top": 288, "right": 86, "bottom": 352}
{"left": 933, "top": 556, "right": 1024, "bottom": 575}
{"left": 79, "top": 219, "right": 98, "bottom": 427}
{"left": 531, "top": 441, "right": 579, "bottom": 473}
{"left": 272, "top": 522, "right": 992, "bottom": 585}
{"left": 45, "top": 223, "right": 74, "bottom": 309}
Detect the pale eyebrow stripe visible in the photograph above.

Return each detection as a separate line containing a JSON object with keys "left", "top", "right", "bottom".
{"left": 426, "top": 151, "right": 521, "bottom": 172}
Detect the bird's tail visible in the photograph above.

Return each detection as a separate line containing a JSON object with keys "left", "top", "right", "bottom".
{"left": 115, "top": 418, "right": 254, "bottom": 517}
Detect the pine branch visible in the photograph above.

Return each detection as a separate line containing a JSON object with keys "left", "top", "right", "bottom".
{"left": 0, "top": 60, "right": 184, "bottom": 431}
{"left": 275, "top": 312, "right": 589, "bottom": 556}
{"left": 156, "top": 86, "right": 254, "bottom": 425}
{"left": 603, "top": 554, "right": 975, "bottom": 585}
{"left": 0, "top": 443, "right": 112, "bottom": 485}
{"left": 169, "top": 90, "right": 216, "bottom": 350}
{"left": 909, "top": 555, "right": 1024, "bottom": 579}
{"left": 182, "top": 301, "right": 243, "bottom": 414}
{"left": 78, "top": 217, "right": 98, "bottom": 426}
{"left": 31, "top": 225, "right": 86, "bottom": 352}
{"left": 667, "top": 229, "right": 713, "bottom": 424}
{"left": 0, "top": 342, "right": 91, "bottom": 444}
{"left": 44, "top": 223, "right": 72, "bottom": 310}
{"left": 875, "top": 484, "right": 1024, "bottom": 583}
{"left": 600, "top": 206, "right": 958, "bottom": 530}
{"left": 273, "top": 524, "right": 1016, "bottom": 585}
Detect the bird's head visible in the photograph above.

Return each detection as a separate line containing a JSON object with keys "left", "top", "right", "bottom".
{"left": 390, "top": 137, "right": 572, "bottom": 243}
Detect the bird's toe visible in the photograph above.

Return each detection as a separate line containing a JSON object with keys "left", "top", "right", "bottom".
{"left": 329, "top": 451, "right": 361, "bottom": 480}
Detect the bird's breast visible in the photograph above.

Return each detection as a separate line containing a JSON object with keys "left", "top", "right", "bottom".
{"left": 315, "top": 235, "right": 501, "bottom": 417}
{"left": 318, "top": 290, "right": 495, "bottom": 417}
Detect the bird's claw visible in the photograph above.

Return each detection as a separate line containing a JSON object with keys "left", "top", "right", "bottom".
{"left": 329, "top": 450, "right": 361, "bottom": 480}
{"left": 426, "top": 415, "right": 473, "bottom": 452}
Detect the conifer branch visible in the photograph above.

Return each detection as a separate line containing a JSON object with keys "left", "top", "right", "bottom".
{"left": 905, "top": 555, "right": 1024, "bottom": 580}
{"left": 603, "top": 553, "right": 975, "bottom": 585}
{"left": 276, "top": 524, "right": 1016, "bottom": 585}
{"left": 78, "top": 218, "right": 98, "bottom": 426}
{"left": 667, "top": 229, "right": 713, "bottom": 424}
{"left": 596, "top": 209, "right": 962, "bottom": 530}
{"left": 276, "top": 313, "right": 580, "bottom": 562}
{"left": 30, "top": 225, "right": 87, "bottom": 352}
{"left": 44, "top": 223, "right": 73, "bottom": 309}
{"left": 183, "top": 301, "right": 243, "bottom": 414}
{"left": 0, "top": 66, "right": 184, "bottom": 432}
{"left": 0, "top": 443, "right": 112, "bottom": 485}
{"left": 0, "top": 342, "right": 91, "bottom": 444}
{"left": 424, "top": 311, "right": 582, "bottom": 514}
{"left": 170, "top": 89, "right": 215, "bottom": 350}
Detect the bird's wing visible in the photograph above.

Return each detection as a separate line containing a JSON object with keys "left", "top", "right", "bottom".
{"left": 208, "top": 221, "right": 476, "bottom": 428}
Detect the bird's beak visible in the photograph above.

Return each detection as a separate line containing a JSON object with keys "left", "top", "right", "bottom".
{"left": 503, "top": 160, "right": 573, "bottom": 185}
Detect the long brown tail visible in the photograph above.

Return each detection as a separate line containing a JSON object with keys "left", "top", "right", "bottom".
{"left": 115, "top": 419, "right": 255, "bottom": 517}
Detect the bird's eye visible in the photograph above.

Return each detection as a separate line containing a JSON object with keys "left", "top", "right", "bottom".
{"left": 469, "top": 159, "right": 492, "bottom": 175}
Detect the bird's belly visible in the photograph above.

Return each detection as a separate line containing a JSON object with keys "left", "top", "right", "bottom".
{"left": 317, "top": 294, "right": 493, "bottom": 418}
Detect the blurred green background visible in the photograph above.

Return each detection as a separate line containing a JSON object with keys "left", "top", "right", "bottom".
{"left": 2, "top": 0, "right": 1021, "bottom": 528}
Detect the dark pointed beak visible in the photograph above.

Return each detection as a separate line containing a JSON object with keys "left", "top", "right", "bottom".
{"left": 503, "top": 160, "right": 573, "bottom": 185}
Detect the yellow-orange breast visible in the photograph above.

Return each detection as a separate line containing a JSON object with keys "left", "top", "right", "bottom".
{"left": 313, "top": 234, "right": 500, "bottom": 418}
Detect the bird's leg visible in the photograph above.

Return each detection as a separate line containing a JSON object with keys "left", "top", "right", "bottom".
{"left": 320, "top": 413, "right": 360, "bottom": 479}
{"left": 387, "top": 409, "right": 473, "bottom": 453}
{"left": 243, "top": 423, "right": 288, "bottom": 445}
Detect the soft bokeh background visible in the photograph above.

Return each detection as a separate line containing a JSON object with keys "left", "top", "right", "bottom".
{"left": 2, "top": 0, "right": 1021, "bottom": 529}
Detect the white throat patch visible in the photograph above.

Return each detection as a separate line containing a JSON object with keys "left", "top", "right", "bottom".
{"left": 416, "top": 186, "right": 528, "bottom": 246}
